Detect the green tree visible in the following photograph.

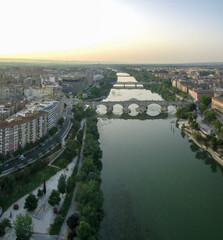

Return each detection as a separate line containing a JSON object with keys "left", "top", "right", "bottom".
{"left": 58, "top": 118, "right": 64, "bottom": 126}
{"left": 57, "top": 174, "right": 67, "bottom": 194}
{"left": 213, "top": 119, "right": 221, "bottom": 133}
{"left": 199, "top": 103, "right": 207, "bottom": 113}
{"left": 76, "top": 220, "right": 92, "bottom": 240}
{"left": 0, "top": 218, "right": 12, "bottom": 236}
{"left": 49, "top": 126, "right": 58, "bottom": 136}
{"left": 43, "top": 180, "right": 46, "bottom": 194}
{"left": 77, "top": 91, "right": 83, "bottom": 99}
{"left": 72, "top": 120, "right": 81, "bottom": 133}
{"left": 200, "top": 95, "right": 212, "bottom": 106}
{"left": 23, "top": 167, "right": 30, "bottom": 184}
{"left": 211, "top": 137, "right": 218, "bottom": 151}
{"left": 37, "top": 189, "right": 43, "bottom": 198}
{"left": 0, "top": 174, "right": 15, "bottom": 194}
{"left": 24, "top": 194, "right": 38, "bottom": 212}
{"left": 48, "top": 189, "right": 61, "bottom": 206}
{"left": 66, "top": 177, "right": 73, "bottom": 193}
{"left": 65, "top": 139, "right": 77, "bottom": 156}
{"left": 14, "top": 212, "right": 33, "bottom": 240}
{"left": 204, "top": 110, "right": 216, "bottom": 122}
{"left": 67, "top": 212, "right": 80, "bottom": 231}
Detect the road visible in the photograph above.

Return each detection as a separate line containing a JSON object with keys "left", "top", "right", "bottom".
{"left": 0, "top": 96, "right": 73, "bottom": 176}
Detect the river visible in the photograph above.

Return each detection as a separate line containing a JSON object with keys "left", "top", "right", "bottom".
{"left": 98, "top": 73, "right": 223, "bottom": 240}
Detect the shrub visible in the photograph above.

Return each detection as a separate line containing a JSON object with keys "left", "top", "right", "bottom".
{"left": 37, "top": 189, "right": 44, "bottom": 198}
{"left": 13, "top": 203, "right": 19, "bottom": 210}
{"left": 48, "top": 190, "right": 61, "bottom": 206}
{"left": 53, "top": 207, "right": 58, "bottom": 214}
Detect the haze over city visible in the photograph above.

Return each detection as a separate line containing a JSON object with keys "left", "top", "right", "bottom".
{"left": 1, "top": 0, "right": 223, "bottom": 63}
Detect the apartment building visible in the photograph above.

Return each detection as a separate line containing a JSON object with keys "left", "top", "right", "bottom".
{"left": 212, "top": 96, "right": 223, "bottom": 114}
{"left": 0, "top": 111, "right": 47, "bottom": 154}
{"left": 0, "top": 86, "right": 23, "bottom": 99}
{"left": 40, "top": 101, "right": 60, "bottom": 130}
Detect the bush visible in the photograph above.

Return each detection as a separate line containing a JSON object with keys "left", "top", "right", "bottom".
{"left": 48, "top": 190, "right": 61, "bottom": 206}
{"left": 13, "top": 203, "right": 19, "bottom": 210}
{"left": 53, "top": 207, "right": 58, "bottom": 214}
{"left": 37, "top": 189, "right": 43, "bottom": 198}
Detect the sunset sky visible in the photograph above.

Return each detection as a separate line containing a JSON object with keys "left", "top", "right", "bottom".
{"left": 1, "top": 0, "right": 223, "bottom": 63}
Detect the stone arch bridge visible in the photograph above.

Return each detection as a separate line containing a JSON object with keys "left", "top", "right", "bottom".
{"left": 80, "top": 99, "right": 188, "bottom": 114}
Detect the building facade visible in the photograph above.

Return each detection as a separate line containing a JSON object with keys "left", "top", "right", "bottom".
{"left": 0, "top": 111, "right": 47, "bottom": 155}
{"left": 212, "top": 96, "right": 223, "bottom": 114}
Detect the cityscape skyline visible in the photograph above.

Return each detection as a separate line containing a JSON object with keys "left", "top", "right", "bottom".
{"left": 1, "top": 0, "right": 223, "bottom": 63}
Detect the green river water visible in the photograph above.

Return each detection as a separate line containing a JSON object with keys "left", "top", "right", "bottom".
{"left": 98, "top": 74, "right": 223, "bottom": 240}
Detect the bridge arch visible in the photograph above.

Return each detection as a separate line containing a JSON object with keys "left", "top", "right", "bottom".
{"left": 146, "top": 103, "right": 162, "bottom": 116}
{"left": 96, "top": 104, "right": 107, "bottom": 115}
{"left": 112, "top": 104, "right": 123, "bottom": 115}
{"left": 80, "top": 100, "right": 187, "bottom": 116}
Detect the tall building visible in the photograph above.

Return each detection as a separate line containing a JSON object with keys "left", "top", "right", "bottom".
{"left": 0, "top": 111, "right": 47, "bottom": 155}
{"left": 40, "top": 101, "right": 61, "bottom": 130}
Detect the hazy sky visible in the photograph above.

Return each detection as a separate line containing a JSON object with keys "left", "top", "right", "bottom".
{"left": 0, "top": 0, "right": 223, "bottom": 63}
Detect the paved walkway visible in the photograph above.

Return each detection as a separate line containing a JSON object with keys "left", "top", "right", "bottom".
{"left": 32, "top": 234, "right": 61, "bottom": 240}
{"left": 0, "top": 157, "right": 78, "bottom": 240}
{"left": 59, "top": 119, "right": 86, "bottom": 239}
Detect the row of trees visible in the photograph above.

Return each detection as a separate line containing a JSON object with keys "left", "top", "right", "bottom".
{"left": 49, "top": 106, "right": 85, "bottom": 235}
{"left": 71, "top": 112, "right": 103, "bottom": 240}
{"left": 177, "top": 95, "right": 223, "bottom": 153}
{"left": 176, "top": 103, "right": 197, "bottom": 120}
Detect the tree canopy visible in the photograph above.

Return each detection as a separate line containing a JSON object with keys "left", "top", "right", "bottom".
{"left": 24, "top": 193, "right": 38, "bottom": 212}
{"left": 14, "top": 212, "right": 33, "bottom": 240}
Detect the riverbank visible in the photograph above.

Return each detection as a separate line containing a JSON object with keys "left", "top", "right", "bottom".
{"left": 178, "top": 120, "right": 223, "bottom": 167}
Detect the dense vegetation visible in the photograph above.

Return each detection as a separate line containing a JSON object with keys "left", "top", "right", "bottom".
{"left": 0, "top": 139, "right": 62, "bottom": 210}
{"left": 49, "top": 106, "right": 85, "bottom": 235}
{"left": 69, "top": 110, "right": 104, "bottom": 240}
{"left": 125, "top": 69, "right": 187, "bottom": 101}
{"left": 176, "top": 103, "right": 197, "bottom": 120}
{"left": 87, "top": 70, "right": 117, "bottom": 99}
{"left": 0, "top": 164, "right": 58, "bottom": 212}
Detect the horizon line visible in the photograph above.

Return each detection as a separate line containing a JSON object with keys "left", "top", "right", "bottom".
{"left": 0, "top": 57, "right": 223, "bottom": 65}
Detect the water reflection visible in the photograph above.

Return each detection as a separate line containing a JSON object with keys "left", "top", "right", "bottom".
{"left": 189, "top": 141, "right": 219, "bottom": 173}
{"left": 100, "top": 73, "right": 223, "bottom": 240}
{"left": 96, "top": 103, "right": 175, "bottom": 117}
{"left": 104, "top": 89, "right": 162, "bottom": 102}
{"left": 104, "top": 182, "right": 162, "bottom": 240}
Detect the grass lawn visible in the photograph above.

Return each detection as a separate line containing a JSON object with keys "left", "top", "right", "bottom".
{"left": 1, "top": 165, "right": 59, "bottom": 212}
{"left": 51, "top": 152, "right": 76, "bottom": 169}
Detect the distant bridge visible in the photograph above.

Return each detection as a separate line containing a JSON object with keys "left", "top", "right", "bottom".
{"left": 80, "top": 98, "right": 188, "bottom": 114}
{"left": 111, "top": 81, "right": 161, "bottom": 89}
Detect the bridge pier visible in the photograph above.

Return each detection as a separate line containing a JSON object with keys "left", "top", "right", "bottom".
{"left": 137, "top": 106, "right": 147, "bottom": 113}
{"left": 106, "top": 105, "right": 113, "bottom": 113}
{"left": 161, "top": 106, "right": 167, "bottom": 112}
{"left": 123, "top": 105, "right": 129, "bottom": 114}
